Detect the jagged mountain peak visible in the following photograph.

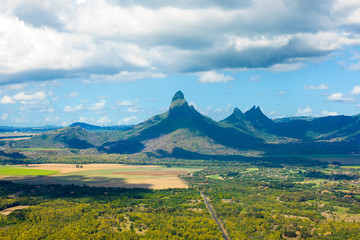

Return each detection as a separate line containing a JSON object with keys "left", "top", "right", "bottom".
{"left": 233, "top": 107, "right": 243, "bottom": 115}
{"left": 245, "top": 105, "right": 266, "bottom": 117}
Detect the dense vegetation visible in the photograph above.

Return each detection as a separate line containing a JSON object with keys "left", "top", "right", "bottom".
{"left": 185, "top": 165, "right": 360, "bottom": 239}
{"left": 0, "top": 182, "right": 221, "bottom": 239}
{"left": 1, "top": 161, "right": 359, "bottom": 239}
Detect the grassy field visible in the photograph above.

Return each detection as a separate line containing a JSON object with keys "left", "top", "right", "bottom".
{"left": 264, "top": 154, "right": 360, "bottom": 165}
{"left": 0, "top": 164, "right": 201, "bottom": 189}
{"left": 341, "top": 165, "right": 360, "bottom": 169}
{"left": 206, "top": 174, "right": 223, "bottom": 180}
{"left": 0, "top": 166, "right": 58, "bottom": 176}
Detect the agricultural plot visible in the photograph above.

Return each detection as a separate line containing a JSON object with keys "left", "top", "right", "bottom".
{"left": 0, "top": 166, "right": 58, "bottom": 175}
{"left": 0, "top": 164, "right": 201, "bottom": 189}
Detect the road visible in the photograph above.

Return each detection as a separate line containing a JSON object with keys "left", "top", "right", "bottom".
{"left": 200, "top": 191, "right": 230, "bottom": 240}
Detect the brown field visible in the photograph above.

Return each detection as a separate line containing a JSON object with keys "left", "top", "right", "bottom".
{"left": 0, "top": 164, "right": 199, "bottom": 189}
{"left": 27, "top": 163, "right": 156, "bottom": 174}
{"left": 0, "top": 206, "right": 30, "bottom": 216}
{"left": 113, "top": 171, "right": 187, "bottom": 176}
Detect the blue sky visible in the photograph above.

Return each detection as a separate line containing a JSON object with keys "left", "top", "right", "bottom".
{"left": 1, "top": 0, "right": 360, "bottom": 127}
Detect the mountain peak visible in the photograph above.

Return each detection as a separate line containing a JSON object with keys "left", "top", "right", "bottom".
{"left": 245, "top": 105, "right": 273, "bottom": 125}
{"left": 172, "top": 90, "right": 184, "bottom": 101}
{"left": 169, "top": 90, "right": 190, "bottom": 117}
{"left": 233, "top": 107, "right": 243, "bottom": 114}
{"left": 170, "top": 91, "right": 188, "bottom": 109}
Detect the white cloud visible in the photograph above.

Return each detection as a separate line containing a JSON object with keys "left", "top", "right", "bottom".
{"left": 127, "top": 107, "right": 139, "bottom": 113}
{"left": 119, "top": 116, "right": 137, "bottom": 124}
{"left": 266, "top": 63, "right": 305, "bottom": 72}
{"left": 304, "top": 83, "right": 329, "bottom": 90}
{"left": 79, "top": 116, "right": 88, "bottom": 122}
{"left": 0, "top": 113, "right": 9, "bottom": 121}
{"left": 45, "top": 115, "right": 60, "bottom": 122}
{"left": 84, "top": 71, "right": 166, "bottom": 84}
{"left": 296, "top": 106, "right": 312, "bottom": 116}
{"left": 13, "top": 91, "right": 46, "bottom": 101}
{"left": 348, "top": 61, "right": 360, "bottom": 70}
{"left": 326, "top": 93, "right": 353, "bottom": 102}
{"left": 0, "top": 95, "right": 15, "bottom": 104}
{"left": 88, "top": 99, "right": 106, "bottom": 110}
{"left": 350, "top": 85, "right": 360, "bottom": 95}
{"left": 197, "top": 71, "right": 234, "bottom": 83}
{"left": 63, "top": 104, "right": 83, "bottom": 112}
{"left": 250, "top": 76, "right": 260, "bottom": 82}
{"left": 39, "top": 107, "right": 55, "bottom": 113}
{"left": 1, "top": 0, "right": 360, "bottom": 85}
{"left": 68, "top": 92, "right": 79, "bottom": 98}
{"left": 321, "top": 110, "right": 338, "bottom": 116}
{"left": 3, "top": 83, "right": 28, "bottom": 91}
{"left": 234, "top": 35, "right": 290, "bottom": 51}
{"left": 117, "top": 98, "right": 138, "bottom": 107}
{"left": 97, "top": 115, "right": 111, "bottom": 125}
{"left": 277, "top": 91, "right": 286, "bottom": 97}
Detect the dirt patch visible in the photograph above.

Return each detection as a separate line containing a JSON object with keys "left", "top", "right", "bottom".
{"left": 88, "top": 176, "right": 188, "bottom": 189}
{"left": 113, "top": 171, "right": 187, "bottom": 176}
{"left": 0, "top": 206, "right": 30, "bottom": 215}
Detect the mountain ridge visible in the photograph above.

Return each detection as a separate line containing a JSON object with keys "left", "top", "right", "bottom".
{"left": 7, "top": 91, "right": 360, "bottom": 157}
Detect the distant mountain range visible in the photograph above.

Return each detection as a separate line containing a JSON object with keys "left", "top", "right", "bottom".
{"left": 6, "top": 91, "right": 360, "bottom": 157}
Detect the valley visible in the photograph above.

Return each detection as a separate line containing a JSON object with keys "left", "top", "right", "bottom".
{"left": 1, "top": 91, "right": 360, "bottom": 239}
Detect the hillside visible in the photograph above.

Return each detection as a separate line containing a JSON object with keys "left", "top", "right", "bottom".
{"left": 103, "top": 91, "right": 263, "bottom": 155}
{"left": 10, "top": 127, "right": 98, "bottom": 149}
{"left": 6, "top": 91, "right": 360, "bottom": 156}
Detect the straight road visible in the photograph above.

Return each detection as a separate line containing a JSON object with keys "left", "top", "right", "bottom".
{"left": 200, "top": 191, "right": 230, "bottom": 240}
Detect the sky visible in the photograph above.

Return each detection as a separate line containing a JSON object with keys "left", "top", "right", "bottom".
{"left": 1, "top": 0, "right": 360, "bottom": 127}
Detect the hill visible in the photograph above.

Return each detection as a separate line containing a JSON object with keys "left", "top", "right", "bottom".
{"left": 6, "top": 90, "right": 360, "bottom": 156}
{"left": 103, "top": 91, "right": 263, "bottom": 155}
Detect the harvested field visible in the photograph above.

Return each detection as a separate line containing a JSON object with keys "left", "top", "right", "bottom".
{"left": 28, "top": 163, "right": 156, "bottom": 173}
{"left": 113, "top": 171, "right": 187, "bottom": 176}
{"left": 0, "top": 206, "right": 30, "bottom": 215}
{"left": 0, "top": 164, "right": 201, "bottom": 189}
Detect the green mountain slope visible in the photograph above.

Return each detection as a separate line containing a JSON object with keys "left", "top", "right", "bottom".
{"left": 104, "top": 91, "right": 263, "bottom": 154}
{"left": 11, "top": 127, "right": 100, "bottom": 149}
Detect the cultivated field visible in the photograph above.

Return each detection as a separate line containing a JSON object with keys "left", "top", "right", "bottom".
{"left": 0, "top": 164, "right": 201, "bottom": 189}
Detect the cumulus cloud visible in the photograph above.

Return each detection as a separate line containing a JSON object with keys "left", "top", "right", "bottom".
{"left": 13, "top": 91, "right": 46, "bottom": 101}
{"left": 197, "top": 71, "right": 234, "bottom": 83}
{"left": 0, "top": 95, "right": 15, "bottom": 104}
{"left": 296, "top": 106, "right": 312, "bottom": 116}
{"left": 119, "top": 116, "right": 137, "bottom": 124}
{"left": 67, "top": 92, "right": 79, "bottom": 98}
{"left": 88, "top": 99, "right": 106, "bottom": 110}
{"left": 117, "top": 98, "right": 138, "bottom": 107}
{"left": 63, "top": 104, "right": 83, "bottom": 112}
{"left": 350, "top": 85, "right": 360, "bottom": 95}
{"left": 304, "top": 83, "right": 329, "bottom": 90}
{"left": 321, "top": 110, "right": 338, "bottom": 116}
{"left": 0, "top": 0, "right": 360, "bottom": 84}
{"left": 39, "top": 107, "right": 55, "bottom": 113}
{"left": 97, "top": 115, "right": 111, "bottom": 125}
{"left": 326, "top": 93, "right": 353, "bottom": 102}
